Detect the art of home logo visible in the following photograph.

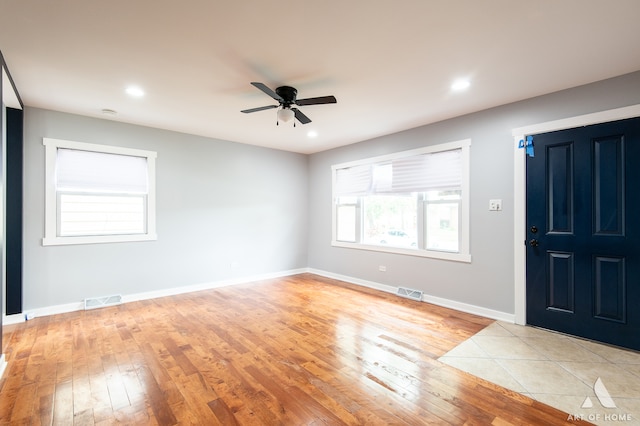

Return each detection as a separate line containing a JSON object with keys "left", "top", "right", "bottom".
{"left": 567, "top": 377, "right": 633, "bottom": 423}
{"left": 582, "top": 377, "right": 616, "bottom": 409}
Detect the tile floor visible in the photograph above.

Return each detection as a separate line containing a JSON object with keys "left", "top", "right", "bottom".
{"left": 439, "top": 322, "right": 640, "bottom": 426}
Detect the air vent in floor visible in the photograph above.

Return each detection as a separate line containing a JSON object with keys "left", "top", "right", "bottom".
{"left": 84, "top": 294, "right": 122, "bottom": 310}
{"left": 396, "top": 287, "right": 423, "bottom": 301}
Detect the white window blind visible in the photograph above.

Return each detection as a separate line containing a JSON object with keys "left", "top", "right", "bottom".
{"left": 392, "top": 149, "right": 461, "bottom": 192}
{"left": 335, "top": 148, "right": 462, "bottom": 196}
{"left": 56, "top": 148, "right": 148, "bottom": 193}
{"left": 372, "top": 163, "right": 393, "bottom": 193}
{"left": 335, "top": 164, "right": 372, "bottom": 196}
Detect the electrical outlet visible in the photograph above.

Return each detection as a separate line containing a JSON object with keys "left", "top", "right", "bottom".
{"left": 379, "top": 265, "right": 387, "bottom": 272}
{"left": 489, "top": 199, "right": 502, "bottom": 211}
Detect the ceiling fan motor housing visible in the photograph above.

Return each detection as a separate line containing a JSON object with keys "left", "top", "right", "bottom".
{"left": 276, "top": 86, "right": 297, "bottom": 107}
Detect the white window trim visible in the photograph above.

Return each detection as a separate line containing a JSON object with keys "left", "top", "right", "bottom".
{"left": 42, "top": 138, "right": 158, "bottom": 246}
{"left": 331, "top": 139, "right": 471, "bottom": 263}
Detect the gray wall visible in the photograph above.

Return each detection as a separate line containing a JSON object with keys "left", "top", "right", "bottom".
{"left": 307, "top": 71, "right": 640, "bottom": 315}
{"left": 20, "top": 71, "right": 640, "bottom": 316}
{"left": 23, "top": 108, "right": 309, "bottom": 310}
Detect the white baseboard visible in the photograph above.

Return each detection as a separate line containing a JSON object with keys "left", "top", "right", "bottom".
{"left": 308, "top": 268, "right": 515, "bottom": 323}
{"left": 307, "top": 268, "right": 397, "bottom": 294}
{"left": 422, "top": 294, "right": 515, "bottom": 323}
{"left": 24, "top": 302, "right": 84, "bottom": 320}
{"left": 123, "top": 268, "right": 308, "bottom": 303}
{"left": 0, "top": 354, "right": 6, "bottom": 380}
{"left": 3, "top": 313, "right": 26, "bottom": 325}
{"left": 6, "top": 267, "right": 514, "bottom": 324}
{"left": 16, "top": 268, "right": 308, "bottom": 321}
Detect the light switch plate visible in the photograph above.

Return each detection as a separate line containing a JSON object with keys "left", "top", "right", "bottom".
{"left": 489, "top": 199, "right": 502, "bottom": 211}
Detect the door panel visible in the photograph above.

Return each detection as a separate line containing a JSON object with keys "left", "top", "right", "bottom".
{"left": 593, "top": 256, "right": 625, "bottom": 323}
{"left": 593, "top": 135, "right": 623, "bottom": 235}
{"left": 547, "top": 142, "right": 574, "bottom": 233}
{"left": 547, "top": 251, "right": 574, "bottom": 313}
{"left": 526, "top": 117, "right": 640, "bottom": 351}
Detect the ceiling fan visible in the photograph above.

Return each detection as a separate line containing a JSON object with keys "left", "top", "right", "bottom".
{"left": 241, "top": 82, "right": 337, "bottom": 125}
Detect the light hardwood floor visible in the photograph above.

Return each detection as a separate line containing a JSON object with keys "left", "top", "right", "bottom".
{"left": 0, "top": 274, "right": 586, "bottom": 425}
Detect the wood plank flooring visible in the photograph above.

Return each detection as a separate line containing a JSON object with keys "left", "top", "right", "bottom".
{"left": 0, "top": 274, "right": 587, "bottom": 425}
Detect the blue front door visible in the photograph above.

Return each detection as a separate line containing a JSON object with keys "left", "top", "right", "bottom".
{"left": 526, "top": 117, "right": 640, "bottom": 350}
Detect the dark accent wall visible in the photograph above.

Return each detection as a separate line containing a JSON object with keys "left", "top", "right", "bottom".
{"left": 6, "top": 107, "right": 23, "bottom": 314}
{"left": 1, "top": 50, "right": 25, "bottom": 358}
{"left": 0, "top": 73, "right": 3, "bottom": 353}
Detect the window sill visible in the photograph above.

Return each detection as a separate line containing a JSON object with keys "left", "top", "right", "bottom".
{"left": 331, "top": 241, "right": 472, "bottom": 263}
{"left": 42, "top": 233, "right": 158, "bottom": 246}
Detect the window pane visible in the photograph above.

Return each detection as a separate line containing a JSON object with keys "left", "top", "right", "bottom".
{"left": 363, "top": 195, "right": 417, "bottom": 248}
{"left": 336, "top": 205, "right": 357, "bottom": 242}
{"left": 59, "top": 194, "right": 146, "bottom": 236}
{"left": 426, "top": 201, "right": 460, "bottom": 252}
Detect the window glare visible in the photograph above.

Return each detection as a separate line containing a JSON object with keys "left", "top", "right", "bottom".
{"left": 363, "top": 195, "right": 417, "bottom": 248}
{"left": 336, "top": 205, "right": 357, "bottom": 242}
{"left": 425, "top": 201, "right": 460, "bottom": 252}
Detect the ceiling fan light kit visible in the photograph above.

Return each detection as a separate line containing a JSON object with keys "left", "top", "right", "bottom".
{"left": 241, "top": 82, "right": 336, "bottom": 126}
{"left": 277, "top": 108, "right": 294, "bottom": 123}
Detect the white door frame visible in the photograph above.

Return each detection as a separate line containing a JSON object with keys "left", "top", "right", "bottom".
{"left": 511, "top": 104, "right": 640, "bottom": 325}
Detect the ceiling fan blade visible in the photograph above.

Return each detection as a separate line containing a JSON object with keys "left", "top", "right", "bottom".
{"left": 295, "top": 95, "right": 337, "bottom": 106}
{"left": 251, "top": 82, "right": 283, "bottom": 102}
{"left": 292, "top": 108, "right": 311, "bottom": 124}
{"left": 241, "top": 105, "right": 278, "bottom": 114}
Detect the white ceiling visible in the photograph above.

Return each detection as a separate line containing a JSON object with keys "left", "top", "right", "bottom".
{"left": 1, "top": 1, "right": 640, "bottom": 154}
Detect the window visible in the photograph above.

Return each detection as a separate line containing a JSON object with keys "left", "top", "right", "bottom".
{"left": 43, "top": 138, "right": 157, "bottom": 246}
{"left": 332, "top": 140, "right": 470, "bottom": 262}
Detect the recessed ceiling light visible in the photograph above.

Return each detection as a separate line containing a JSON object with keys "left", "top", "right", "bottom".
{"left": 101, "top": 108, "right": 118, "bottom": 116}
{"left": 451, "top": 79, "right": 470, "bottom": 92}
{"left": 125, "top": 85, "right": 145, "bottom": 98}
{"left": 307, "top": 130, "right": 318, "bottom": 138}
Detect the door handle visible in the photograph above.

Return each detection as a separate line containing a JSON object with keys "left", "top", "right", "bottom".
{"left": 529, "top": 239, "right": 539, "bottom": 247}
